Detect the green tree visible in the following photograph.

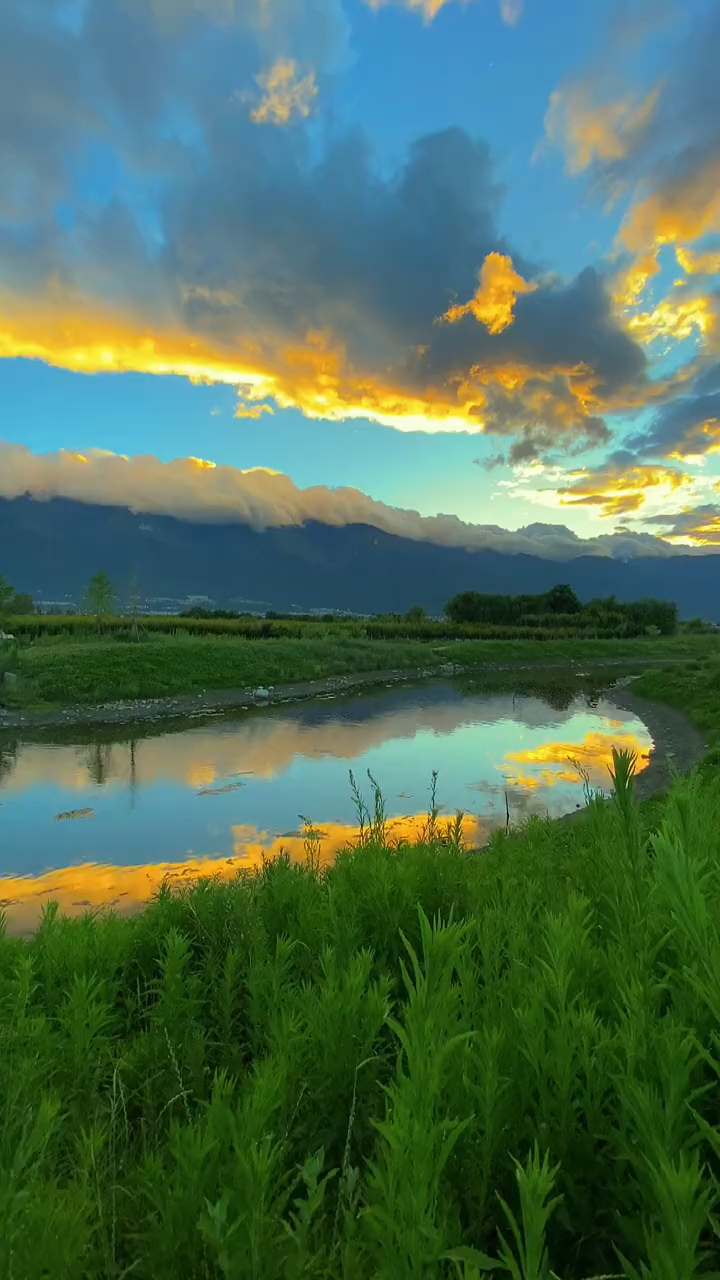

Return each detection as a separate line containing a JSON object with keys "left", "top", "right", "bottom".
{"left": 405, "top": 604, "right": 426, "bottom": 623}
{"left": 85, "top": 571, "right": 116, "bottom": 623}
{"left": 545, "top": 583, "right": 582, "bottom": 614}
{"left": 0, "top": 575, "right": 14, "bottom": 626}
{"left": 444, "top": 591, "right": 484, "bottom": 623}
{"left": 11, "top": 592, "right": 34, "bottom": 615}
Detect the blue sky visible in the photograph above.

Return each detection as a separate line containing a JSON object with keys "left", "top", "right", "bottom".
{"left": 0, "top": 0, "right": 718, "bottom": 553}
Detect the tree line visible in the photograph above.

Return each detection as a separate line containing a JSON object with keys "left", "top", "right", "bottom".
{"left": 0, "top": 572, "right": 691, "bottom": 638}
{"left": 443, "top": 584, "right": 679, "bottom": 635}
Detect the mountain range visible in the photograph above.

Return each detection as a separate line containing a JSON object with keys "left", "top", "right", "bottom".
{"left": 2, "top": 495, "right": 719, "bottom": 619}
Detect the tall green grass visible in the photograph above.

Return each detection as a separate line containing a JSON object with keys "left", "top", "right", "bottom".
{"left": 2, "top": 751, "right": 720, "bottom": 1276}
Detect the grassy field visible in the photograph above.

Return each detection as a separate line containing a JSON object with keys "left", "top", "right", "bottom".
{"left": 2, "top": 630, "right": 718, "bottom": 708}
{"left": 3, "top": 652, "right": 720, "bottom": 1275}
{"left": 2, "top": 737, "right": 720, "bottom": 1277}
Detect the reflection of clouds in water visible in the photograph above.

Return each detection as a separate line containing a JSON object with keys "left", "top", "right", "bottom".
{"left": 0, "top": 811, "right": 495, "bottom": 935}
{"left": 0, "top": 691, "right": 654, "bottom": 933}
{"left": 502, "top": 729, "right": 651, "bottom": 790}
{"left": 0, "top": 693, "right": 593, "bottom": 794}
{"left": 231, "top": 812, "right": 493, "bottom": 861}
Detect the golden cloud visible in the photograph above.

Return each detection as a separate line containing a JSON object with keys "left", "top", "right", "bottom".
{"left": 626, "top": 292, "right": 718, "bottom": 348}
{"left": 440, "top": 252, "right": 538, "bottom": 334}
{"left": 0, "top": 286, "right": 637, "bottom": 442}
{"left": 675, "top": 246, "right": 720, "bottom": 278}
{"left": 615, "top": 155, "right": 720, "bottom": 306}
{"left": 620, "top": 155, "right": 720, "bottom": 260}
{"left": 557, "top": 460, "right": 693, "bottom": 518}
{"left": 250, "top": 58, "right": 318, "bottom": 126}
{"left": 544, "top": 84, "right": 658, "bottom": 175}
{"left": 234, "top": 401, "right": 274, "bottom": 419}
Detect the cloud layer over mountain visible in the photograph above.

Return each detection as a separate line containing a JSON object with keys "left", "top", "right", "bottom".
{"left": 0, "top": 440, "right": 694, "bottom": 559}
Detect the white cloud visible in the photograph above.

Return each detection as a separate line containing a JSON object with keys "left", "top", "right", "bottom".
{"left": 0, "top": 440, "right": 694, "bottom": 559}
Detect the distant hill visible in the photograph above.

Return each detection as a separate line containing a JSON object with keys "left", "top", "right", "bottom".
{"left": 2, "top": 494, "right": 719, "bottom": 619}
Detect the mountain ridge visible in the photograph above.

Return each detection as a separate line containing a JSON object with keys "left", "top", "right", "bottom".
{"left": 2, "top": 495, "right": 719, "bottom": 619}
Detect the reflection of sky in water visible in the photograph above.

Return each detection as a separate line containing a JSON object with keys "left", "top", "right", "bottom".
{"left": 0, "top": 683, "right": 652, "bottom": 931}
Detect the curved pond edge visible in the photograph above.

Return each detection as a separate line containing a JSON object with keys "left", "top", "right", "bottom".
{"left": 597, "top": 679, "right": 707, "bottom": 801}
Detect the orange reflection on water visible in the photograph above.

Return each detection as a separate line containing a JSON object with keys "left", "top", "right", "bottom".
{"left": 0, "top": 812, "right": 494, "bottom": 935}
{"left": 503, "top": 729, "right": 650, "bottom": 789}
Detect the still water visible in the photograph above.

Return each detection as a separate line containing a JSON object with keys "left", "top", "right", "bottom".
{"left": 0, "top": 681, "right": 652, "bottom": 932}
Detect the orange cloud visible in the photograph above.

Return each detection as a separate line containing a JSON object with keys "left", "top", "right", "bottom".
{"left": 675, "top": 246, "right": 720, "bottom": 278}
{"left": 626, "top": 293, "right": 718, "bottom": 348}
{"left": 615, "top": 155, "right": 720, "bottom": 306}
{"left": 441, "top": 252, "right": 537, "bottom": 334}
{"left": 234, "top": 402, "right": 274, "bottom": 419}
{"left": 250, "top": 58, "right": 318, "bottom": 126}
{"left": 620, "top": 156, "right": 720, "bottom": 260}
{"left": 557, "top": 460, "right": 692, "bottom": 518}
{"left": 0, "top": 286, "right": 638, "bottom": 442}
{"left": 544, "top": 85, "right": 658, "bottom": 175}
{"left": 0, "top": 295, "right": 466, "bottom": 433}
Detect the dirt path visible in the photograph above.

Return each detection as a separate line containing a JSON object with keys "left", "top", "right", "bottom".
{"left": 0, "top": 653, "right": 699, "bottom": 735}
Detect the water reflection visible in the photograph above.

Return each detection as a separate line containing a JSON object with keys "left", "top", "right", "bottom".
{"left": 0, "top": 683, "right": 652, "bottom": 932}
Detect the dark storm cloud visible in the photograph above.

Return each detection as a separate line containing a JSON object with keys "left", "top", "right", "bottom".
{"left": 627, "top": 383, "right": 720, "bottom": 459}
{"left": 166, "top": 125, "right": 503, "bottom": 353}
{"left": 0, "top": 0, "right": 650, "bottom": 445}
{"left": 424, "top": 266, "right": 646, "bottom": 390}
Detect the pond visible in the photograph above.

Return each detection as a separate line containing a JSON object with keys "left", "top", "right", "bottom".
{"left": 0, "top": 680, "right": 652, "bottom": 932}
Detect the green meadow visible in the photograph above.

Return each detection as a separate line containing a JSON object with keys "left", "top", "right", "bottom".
{"left": 2, "top": 656, "right": 720, "bottom": 1276}
{"left": 1, "top": 627, "right": 717, "bottom": 708}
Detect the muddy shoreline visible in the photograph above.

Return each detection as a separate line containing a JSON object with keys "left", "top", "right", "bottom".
{"left": 592, "top": 679, "right": 706, "bottom": 799}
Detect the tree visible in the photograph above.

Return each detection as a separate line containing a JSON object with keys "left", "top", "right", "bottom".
{"left": 545, "top": 584, "right": 582, "bottom": 614}
{"left": 127, "top": 575, "right": 144, "bottom": 641}
{"left": 85, "top": 571, "right": 116, "bottom": 622}
{"left": 405, "top": 605, "right": 426, "bottom": 623}
{"left": 444, "top": 591, "right": 485, "bottom": 624}
{"left": 11, "top": 593, "right": 34, "bottom": 615}
{"left": 0, "top": 575, "right": 15, "bottom": 628}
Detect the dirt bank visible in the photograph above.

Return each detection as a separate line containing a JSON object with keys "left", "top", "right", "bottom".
{"left": 0, "top": 654, "right": 697, "bottom": 733}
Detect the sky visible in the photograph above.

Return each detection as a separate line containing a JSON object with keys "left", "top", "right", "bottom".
{"left": 1, "top": 0, "right": 719, "bottom": 558}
